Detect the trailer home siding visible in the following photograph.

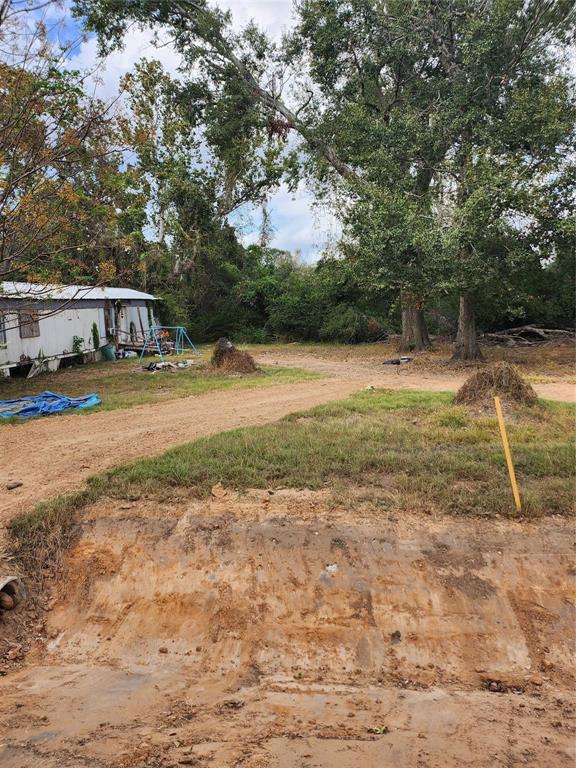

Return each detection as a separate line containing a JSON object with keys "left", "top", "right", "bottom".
{"left": 0, "top": 283, "right": 156, "bottom": 375}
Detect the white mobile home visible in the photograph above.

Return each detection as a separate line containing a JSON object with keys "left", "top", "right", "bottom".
{"left": 0, "top": 282, "right": 156, "bottom": 376}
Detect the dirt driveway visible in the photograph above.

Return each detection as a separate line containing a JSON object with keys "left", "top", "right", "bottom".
{"left": 0, "top": 351, "right": 573, "bottom": 527}
{"left": 256, "top": 349, "right": 576, "bottom": 401}
{"left": 1, "top": 354, "right": 574, "bottom": 767}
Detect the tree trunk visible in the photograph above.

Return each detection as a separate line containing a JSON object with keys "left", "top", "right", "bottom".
{"left": 452, "top": 294, "right": 484, "bottom": 361}
{"left": 399, "top": 295, "right": 431, "bottom": 352}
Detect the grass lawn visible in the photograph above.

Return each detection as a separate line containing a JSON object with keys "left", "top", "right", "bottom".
{"left": 0, "top": 352, "right": 320, "bottom": 420}
{"left": 12, "top": 390, "right": 574, "bottom": 561}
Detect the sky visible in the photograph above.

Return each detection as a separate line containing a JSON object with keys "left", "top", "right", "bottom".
{"left": 62, "top": 0, "right": 341, "bottom": 262}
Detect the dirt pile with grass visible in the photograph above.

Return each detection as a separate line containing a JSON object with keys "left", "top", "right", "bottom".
{"left": 211, "top": 337, "right": 258, "bottom": 374}
{"left": 455, "top": 362, "right": 537, "bottom": 406}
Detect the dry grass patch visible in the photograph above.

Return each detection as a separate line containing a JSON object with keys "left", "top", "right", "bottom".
{"left": 455, "top": 362, "right": 538, "bottom": 407}
{"left": 211, "top": 339, "right": 258, "bottom": 373}
{"left": 245, "top": 340, "right": 576, "bottom": 379}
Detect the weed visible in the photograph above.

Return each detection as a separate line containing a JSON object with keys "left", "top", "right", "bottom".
{"left": 8, "top": 487, "right": 99, "bottom": 583}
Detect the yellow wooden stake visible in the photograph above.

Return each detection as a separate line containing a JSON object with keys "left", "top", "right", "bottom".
{"left": 494, "top": 396, "right": 522, "bottom": 512}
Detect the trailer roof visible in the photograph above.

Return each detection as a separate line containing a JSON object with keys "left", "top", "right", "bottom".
{"left": 0, "top": 282, "right": 156, "bottom": 302}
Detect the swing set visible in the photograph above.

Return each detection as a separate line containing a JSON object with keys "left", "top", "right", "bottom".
{"left": 139, "top": 325, "right": 198, "bottom": 362}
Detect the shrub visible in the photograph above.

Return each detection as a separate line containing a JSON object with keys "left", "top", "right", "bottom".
{"left": 319, "top": 305, "right": 386, "bottom": 343}
{"left": 92, "top": 322, "right": 100, "bottom": 350}
{"left": 72, "top": 335, "right": 84, "bottom": 354}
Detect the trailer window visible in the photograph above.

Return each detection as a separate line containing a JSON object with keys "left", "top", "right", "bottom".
{"left": 0, "top": 312, "right": 6, "bottom": 345}
{"left": 19, "top": 310, "right": 40, "bottom": 338}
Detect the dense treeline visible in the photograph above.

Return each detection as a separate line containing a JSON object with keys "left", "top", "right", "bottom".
{"left": 161, "top": 244, "right": 575, "bottom": 344}
{"left": 1, "top": 1, "right": 574, "bottom": 348}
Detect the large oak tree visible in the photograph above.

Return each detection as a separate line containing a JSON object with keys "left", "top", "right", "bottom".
{"left": 74, "top": 0, "right": 575, "bottom": 357}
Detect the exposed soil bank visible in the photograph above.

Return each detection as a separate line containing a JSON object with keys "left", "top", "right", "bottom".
{"left": 0, "top": 494, "right": 574, "bottom": 767}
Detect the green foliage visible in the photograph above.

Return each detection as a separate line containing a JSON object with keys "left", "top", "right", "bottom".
{"left": 72, "top": 336, "right": 84, "bottom": 354}
{"left": 73, "top": 0, "right": 576, "bottom": 344}
{"left": 91, "top": 323, "right": 100, "bottom": 350}
{"left": 118, "top": 58, "right": 286, "bottom": 337}
{"left": 318, "top": 305, "right": 384, "bottom": 343}
{"left": 0, "top": 57, "right": 147, "bottom": 286}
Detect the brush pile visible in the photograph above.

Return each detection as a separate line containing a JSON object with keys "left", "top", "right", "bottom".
{"left": 455, "top": 362, "right": 537, "bottom": 406}
{"left": 480, "top": 325, "right": 575, "bottom": 347}
{"left": 211, "top": 337, "right": 258, "bottom": 374}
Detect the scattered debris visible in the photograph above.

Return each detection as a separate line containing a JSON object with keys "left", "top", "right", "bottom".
{"left": 481, "top": 325, "right": 575, "bottom": 347}
{"left": 159, "top": 646, "right": 169, "bottom": 654}
{"left": 6, "top": 481, "right": 23, "bottom": 490}
{"left": 142, "top": 359, "right": 196, "bottom": 372}
{"left": 367, "top": 726, "right": 390, "bottom": 734}
{"left": 455, "top": 362, "right": 537, "bottom": 406}
{"left": 211, "top": 337, "right": 257, "bottom": 374}
{"left": 142, "top": 361, "right": 178, "bottom": 372}
{"left": 383, "top": 356, "right": 413, "bottom": 366}
{"left": 6, "top": 644, "right": 23, "bottom": 660}
{"left": 390, "top": 630, "right": 402, "bottom": 643}
{"left": 325, "top": 563, "right": 338, "bottom": 574}
{"left": 219, "top": 699, "right": 244, "bottom": 711}
{"left": 482, "top": 678, "right": 525, "bottom": 694}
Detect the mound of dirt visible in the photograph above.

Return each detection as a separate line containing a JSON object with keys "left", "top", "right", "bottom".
{"left": 212, "top": 337, "right": 258, "bottom": 374}
{"left": 455, "top": 362, "right": 537, "bottom": 406}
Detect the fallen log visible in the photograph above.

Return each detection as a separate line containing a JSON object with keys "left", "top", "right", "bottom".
{"left": 481, "top": 326, "right": 575, "bottom": 346}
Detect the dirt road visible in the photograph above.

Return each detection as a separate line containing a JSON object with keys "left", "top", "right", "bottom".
{"left": 257, "top": 349, "right": 576, "bottom": 401}
{"left": 1, "top": 354, "right": 574, "bottom": 766}
{"left": 1, "top": 352, "right": 574, "bottom": 525}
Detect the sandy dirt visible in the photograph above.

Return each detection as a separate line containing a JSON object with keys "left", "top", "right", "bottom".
{"left": 1, "top": 351, "right": 573, "bottom": 531}
{"left": 1, "top": 351, "right": 574, "bottom": 767}
{"left": 0, "top": 493, "right": 574, "bottom": 767}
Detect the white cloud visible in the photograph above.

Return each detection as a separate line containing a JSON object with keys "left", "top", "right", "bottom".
{"left": 237, "top": 183, "right": 342, "bottom": 262}
{"left": 68, "top": 0, "right": 295, "bottom": 99}
{"left": 217, "top": 0, "right": 295, "bottom": 37}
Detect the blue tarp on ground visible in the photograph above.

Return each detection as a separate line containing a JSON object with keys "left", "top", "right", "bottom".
{"left": 0, "top": 390, "right": 101, "bottom": 419}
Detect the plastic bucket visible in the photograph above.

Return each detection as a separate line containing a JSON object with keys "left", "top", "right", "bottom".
{"left": 101, "top": 343, "right": 116, "bottom": 362}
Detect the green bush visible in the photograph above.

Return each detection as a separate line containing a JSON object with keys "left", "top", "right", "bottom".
{"left": 319, "top": 305, "right": 386, "bottom": 343}
{"left": 72, "top": 335, "right": 84, "bottom": 354}
{"left": 235, "top": 327, "right": 271, "bottom": 344}
{"left": 92, "top": 322, "right": 100, "bottom": 350}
